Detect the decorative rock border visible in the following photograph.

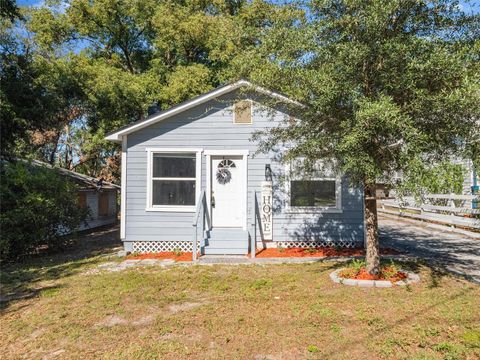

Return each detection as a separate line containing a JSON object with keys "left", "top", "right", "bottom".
{"left": 329, "top": 269, "right": 420, "bottom": 288}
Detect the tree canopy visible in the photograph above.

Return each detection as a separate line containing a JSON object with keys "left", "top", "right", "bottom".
{"left": 241, "top": 0, "right": 479, "bottom": 184}
{"left": 233, "top": 0, "right": 480, "bottom": 273}
{"left": 1, "top": 0, "right": 302, "bottom": 179}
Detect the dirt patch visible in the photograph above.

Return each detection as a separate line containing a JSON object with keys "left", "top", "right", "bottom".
{"left": 254, "top": 349, "right": 305, "bottom": 360}
{"left": 95, "top": 315, "right": 128, "bottom": 327}
{"left": 127, "top": 252, "right": 193, "bottom": 262}
{"left": 255, "top": 247, "right": 399, "bottom": 258}
{"left": 254, "top": 355, "right": 280, "bottom": 360}
{"left": 94, "top": 302, "right": 206, "bottom": 328}
{"left": 167, "top": 301, "right": 208, "bottom": 314}
{"left": 41, "top": 349, "right": 65, "bottom": 360}
{"left": 28, "top": 328, "right": 46, "bottom": 341}
{"left": 95, "top": 314, "right": 156, "bottom": 328}
{"left": 131, "top": 315, "right": 155, "bottom": 326}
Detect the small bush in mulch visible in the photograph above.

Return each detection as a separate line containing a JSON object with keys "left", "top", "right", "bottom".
{"left": 338, "top": 259, "right": 407, "bottom": 282}
{"left": 255, "top": 247, "right": 400, "bottom": 258}
{"left": 126, "top": 252, "right": 193, "bottom": 262}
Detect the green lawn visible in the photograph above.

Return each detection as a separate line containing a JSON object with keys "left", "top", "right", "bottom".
{"left": 1, "top": 232, "right": 479, "bottom": 359}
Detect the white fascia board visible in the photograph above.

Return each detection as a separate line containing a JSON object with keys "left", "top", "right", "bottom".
{"left": 104, "top": 80, "right": 303, "bottom": 142}
{"left": 203, "top": 149, "right": 249, "bottom": 156}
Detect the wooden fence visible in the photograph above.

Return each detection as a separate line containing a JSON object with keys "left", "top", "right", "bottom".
{"left": 379, "top": 194, "right": 480, "bottom": 230}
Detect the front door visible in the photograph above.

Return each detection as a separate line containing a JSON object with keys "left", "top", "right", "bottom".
{"left": 211, "top": 155, "right": 245, "bottom": 227}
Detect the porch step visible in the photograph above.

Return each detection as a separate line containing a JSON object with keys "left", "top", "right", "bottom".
{"left": 203, "top": 228, "right": 249, "bottom": 255}
{"left": 207, "top": 228, "right": 249, "bottom": 240}
{"left": 203, "top": 248, "right": 248, "bottom": 255}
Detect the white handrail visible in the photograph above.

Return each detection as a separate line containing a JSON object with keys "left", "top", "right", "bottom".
{"left": 193, "top": 189, "right": 206, "bottom": 226}
{"left": 192, "top": 190, "right": 211, "bottom": 260}
{"left": 251, "top": 191, "right": 257, "bottom": 259}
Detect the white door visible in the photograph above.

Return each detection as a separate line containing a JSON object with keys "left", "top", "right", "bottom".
{"left": 211, "top": 155, "right": 245, "bottom": 227}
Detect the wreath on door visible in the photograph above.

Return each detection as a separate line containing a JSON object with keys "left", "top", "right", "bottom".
{"left": 216, "top": 159, "right": 236, "bottom": 185}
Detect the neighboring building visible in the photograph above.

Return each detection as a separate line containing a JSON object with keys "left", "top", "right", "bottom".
{"left": 31, "top": 160, "right": 120, "bottom": 231}
{"left": 106, "top": 80, "right": 364, "bottom": 256}
{"left": 458, "top": 158, "right": 478, "bottom": 195}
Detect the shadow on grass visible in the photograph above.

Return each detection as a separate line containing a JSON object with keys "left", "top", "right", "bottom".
{"left": 318, "top": 284, "right": 476, "bottom": 359}
{"left": 0, "top": 225, "right": 121, "bottom": 310}
{"left": 310, "top": 254, "right": 476, "bottom": 358}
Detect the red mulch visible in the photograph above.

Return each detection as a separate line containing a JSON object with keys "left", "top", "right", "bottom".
{"left": 255, "top": 247, "right": 400, "bottom": 258}
{"left": 127, "top": 252, "right": 193, "bottom": 262}
{"left": 126, "top": 247, "right": 400, "bottom": 262}
{"left": 340, "top": 266, "right": 408, "bottom": 282}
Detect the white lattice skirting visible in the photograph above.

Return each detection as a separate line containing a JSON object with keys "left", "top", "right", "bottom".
{"left": 276, "top": 240, "right": 360, "bottom": 249}
{"left": 132, "top": 241, "right": 199, "bottom": 253}
{"left": 132, "top": 240, "right": 360, "bottom": 253}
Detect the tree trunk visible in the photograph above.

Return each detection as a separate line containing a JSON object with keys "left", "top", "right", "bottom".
{"left": 364, "top": 183, "right": 380, "bottom": 275}
{"left": 48, "top": 133, "right": 60, "bottom": 165}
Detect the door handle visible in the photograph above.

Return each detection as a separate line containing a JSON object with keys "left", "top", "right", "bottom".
{"left": 211, "top": 193, "right": 215, "bottom": 208}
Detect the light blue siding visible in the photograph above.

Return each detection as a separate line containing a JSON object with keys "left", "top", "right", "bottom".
{"left": 124, "top": 91, "right": 364, "bottom": 247}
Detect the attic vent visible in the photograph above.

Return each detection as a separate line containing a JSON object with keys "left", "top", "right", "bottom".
{"left": 234, "top": 100, "right": 252, "bottom": 124}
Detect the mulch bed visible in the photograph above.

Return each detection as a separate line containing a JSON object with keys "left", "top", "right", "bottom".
{"left": 127, "top": 252, "right": 193, "bottom": 262}
{"left": 255, "top": 247, "right": 400, "bottom": 258}
{"left": 339, "top": 266, "right": 408, "bottom": 282}
{"left": 126, "top": 247, "right": 400, "bottom": 262}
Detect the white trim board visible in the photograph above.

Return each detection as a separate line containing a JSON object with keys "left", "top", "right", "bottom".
{"left": 204, "top": 150, "right": 249, "bottom": 156}
{"left": 105, "top": 80, "right": 303, "bottom": 142}
{"left": 120, "top": 136, "right": 127, "bottom": 239}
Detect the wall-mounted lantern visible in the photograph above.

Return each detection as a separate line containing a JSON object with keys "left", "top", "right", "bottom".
{"left": 265, "top": 164, "right": 272, "bottom": 182}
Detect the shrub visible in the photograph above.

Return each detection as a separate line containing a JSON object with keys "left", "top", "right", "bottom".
{"left": 0, "top": 160, "right": 87, "bottom": 260}
{"left": 172, "top": 247, "right": 183, "bottom": 257}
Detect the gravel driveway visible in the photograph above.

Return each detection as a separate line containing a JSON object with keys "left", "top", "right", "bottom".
{"left": 379, "top": 215, "right": 480, "bottom": 284}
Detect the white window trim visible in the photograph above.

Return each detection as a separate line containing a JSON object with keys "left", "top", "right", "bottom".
{"left": 233, "top": 99, "right": 253, "bottom": 124}
{"left": 284, "top": 162, "right": 343, "bottom": 214}
{"left": 145, "top": 147, "right": 203, "bottom": 212}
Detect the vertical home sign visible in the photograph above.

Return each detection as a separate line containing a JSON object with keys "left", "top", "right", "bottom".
{"left": 261, "top": 181, "right": 273, "bottom": 240}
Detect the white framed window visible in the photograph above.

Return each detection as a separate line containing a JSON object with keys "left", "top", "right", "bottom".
{"left": 285, "top": 159, "right": 342, "bottom": 213}
{"left": 145, "top": 148, "right": 202, "bottom": 212}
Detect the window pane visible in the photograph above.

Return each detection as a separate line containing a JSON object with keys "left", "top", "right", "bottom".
{"left": 153, "top": 154, "right": 195, "bottom": 178}
{"left": 291, "top": 180, "right": 336, "bottom": 207}
{"left": 152, "top": 180, "right": 195, "bottom": 206}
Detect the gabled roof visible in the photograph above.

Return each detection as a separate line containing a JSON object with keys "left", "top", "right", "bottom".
{"left": 105, "top": 79, "right": 302, "bottom": 142}
{"left": 28, "top": 159, "right": 120, "bottom": 190}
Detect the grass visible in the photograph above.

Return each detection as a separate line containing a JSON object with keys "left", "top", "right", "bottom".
{"left": 1, "top": 229, "right": 479, "bottom": 359}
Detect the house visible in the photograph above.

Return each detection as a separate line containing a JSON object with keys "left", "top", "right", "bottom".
{"left": 31, "top": 160, "right": 120, "bottom": 231}
{"left": 458, "top": 158, "right": 478, "bottom": 196}
{"left": 105, "top": 80, "right": 364, "bottom": 257}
